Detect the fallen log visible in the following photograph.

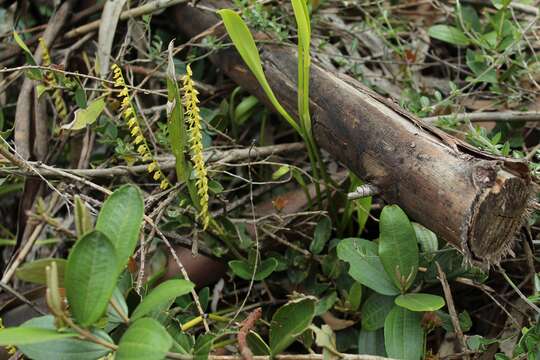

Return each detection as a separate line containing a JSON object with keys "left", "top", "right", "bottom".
{"left": 174, "top": 1, "right": 534, "bottom": 264}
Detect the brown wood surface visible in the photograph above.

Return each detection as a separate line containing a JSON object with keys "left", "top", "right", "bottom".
{"left": 174, "top": 1, "right": 533, "bottom": 264}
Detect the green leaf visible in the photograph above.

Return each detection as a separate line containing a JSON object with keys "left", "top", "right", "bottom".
{"left": 61, "top": 98, "right": 105, "bottom": 131}
{"left": 412, "top": 223, "right": 438, "bottom": 255}
{"left": 315, "top": 291, "right": 337, "bottom": 316}
{"left": 166, "top": 41, "right": 189, "bottom": 184}
{"left": 379, "top": 205, "right": 419, "bottom": 292}
{"left": 95, "top": 184, "right": 144, "bottom": 274}
{"left": 74, "top": 195, "right": 93, "bottom": 238}
{"left": 65, "top": 230, "right": 118, "bottom": 326}
{"left": 228, "top": 257, "right": 278, "bottom": 281}
{"left": 395, "top": 293, "right": 445, "bottom": 312}
{"left": 310, "top": 217, "right": 332, "bottom": 255}
{"left": 0, "top": 327, "right": 76, "bottom": 345}
{"left": 15, "top": 258, "right": 66, "bottom": 286}
{"left": 247, "top": 332, "right": 271, "bottom": 356}
{"left": 347, "top": 282, "right": 362, "bottom": 311}
{"left": 361, "top": 293, "right": 396, "bottom": 331}
{"left": 272, "top": 165, "right": 290, "bottom": 180}
{"left": 234, "top": 95, "right": 259, "bottom": 124}
{"left": 217, "top": 9, "right": 300, "bottom": 133}
{"left": 270, "top": 297, "right": 316, "bottom": 355}
{"left": 384, "top": 306, "right": 424, "bottom": 360}
{"left": 337, "top": 238, "right": 400, "bottom": 296}
{"left": 357, "top": 328, "right": 386, "bottom": 357}
{"left": 116, "top": 318, "right": 172, "bottom": 360}
{"left": 428, "top": 25, "right": 471, "bottom": 47}
{"left": 18, "top": 315, "right": 113, "bottom": 360}
{"left": 13, "top": 31, "right": 34, "bottom": 57}
{"left": 131, "top": 279, "right": 194, "bottom": 321}
{"left": 106, "top": 287, "right": 129, "bottom": 331}
{"left": 193, "top": 333, "right": 215, "bottom": 360}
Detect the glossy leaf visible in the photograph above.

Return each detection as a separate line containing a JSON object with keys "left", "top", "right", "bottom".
{"left": 228, "top": 257, "right": 278, "bottom": 281}
{"left": 15, "top": 258, "right": 66, "bottom": 286}
{"left": 395, "top": 293, "right": 445, "bottom": 312}
{"left": 361, "top": 293, "right": 396, "bottom": 331}
{"left": 347, "top": 282, "right": 362, "bottom": 311}
{"left": 18, "top": 315, "right": 113, "bottom": 360}
{"left": 131, "top": 279, "right": 194, "bottom": 321}
{"left": 379, "top": 205, "right": 419, "bottom": 292}
{"left": 95, "top": 184, "right": 144, "bottom": 274}
{"left": 116, "top": 318, "right": 172, "bottom": 360}
{"left": 337, "top": 238, "right": 399, "bottom": 295}
{"left": 270, "top": 297, "right": 316, "bottom": 355}
{"left": 384, "top": 306, "right": 424, "bottom": 360}
{"left": 217, "top": 9, "right": 300, "bottom": 133}
{"left": 65, "top": 231, "right": 118, "bottom": 326}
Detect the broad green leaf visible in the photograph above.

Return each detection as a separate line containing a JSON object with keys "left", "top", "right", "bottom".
{"left": 384, "top": 306, "right": 424, "bottom": 360}
{"left": 270, "top": 297, "right": 316, "bottom": 355}
{"left": 357, "top": 328, "right": 386, "bottom": 357}
{"left": 18, "top": 315, "right": 113, "bottom": 360}
{"left": 0, "top": 327, "right": 76, "bottom": 345}
{"left": 65, "top": 230, "right": 118, "bottom": 326}
{"left": 337, "top": 238, "right": 400, "bottom": 296}
{"left": 347, "top": 282, "right": 362, "bottom": 311}
{"left": 15, "top": 258, "right": 66, "bottom": 286}
{"left": 379, "top": 205, "right": 419, "bottom": 292}
{"left": 395, "top": 293, "right": 445, "bottom": 312}
{"left": 247, "top": 332, "right": 271, "bottom": 356}
{"left": 131, "top": 279, "right": 194, "bottom": 321}
{"left": 413, "top": 223, "right": 438, "bottom": 255}
{"left": 218, "top": 9, "right": 300, "bottom": 133}
{"left": 116, "top": 318, "right": 172, "bottom": 360}
{"left": 428, "top": 25, "right": 471, "bottom": 47}
{"left": 361, "top": 293, "right": 396, "bottom": 331}
{"left": 61, "top": 98, "right": 105, "bottom": 131}
{"left": 310, "top": 217, "right": 332, "bottom": 254}
{"left": 193, "top": 333, "right": 215, "bottom": 359}
{"left": 95, "top": 184, "right": 144, "bottom": 274}
{"left": 228, "top": 257, "right": 278, "bottom": 281}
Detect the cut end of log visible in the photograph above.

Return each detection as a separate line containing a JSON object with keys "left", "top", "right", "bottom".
{"left": 466, "top": 165, "right": 533, "bottom": 264}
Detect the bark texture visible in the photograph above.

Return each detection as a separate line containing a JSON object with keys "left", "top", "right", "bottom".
{"left": 174, "top": 1, "right": 533, "bottom": 264}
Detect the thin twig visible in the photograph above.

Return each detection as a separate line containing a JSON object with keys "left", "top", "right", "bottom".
{"left": 423, "top": 111, "right": 540, "bottom": 124}
{"left": 436, "top": 262, "right": 468, "bottom": 359}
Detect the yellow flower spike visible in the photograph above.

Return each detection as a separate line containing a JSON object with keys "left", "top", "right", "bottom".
{"left": 160, "top": 179, "right": 169, "bottom": 190}
{"left": 127, "top": 117, "right": 137, "bottom": 128}
{"left": 109, "top": 63, "right": 171, "bottom": 190}
{"left": 182, "top": 64, "right": 210, "bottom": 230}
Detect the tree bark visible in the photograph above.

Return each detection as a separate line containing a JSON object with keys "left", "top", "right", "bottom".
{"left": 174, "top": 1, "right": 533, "bottom": 265}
